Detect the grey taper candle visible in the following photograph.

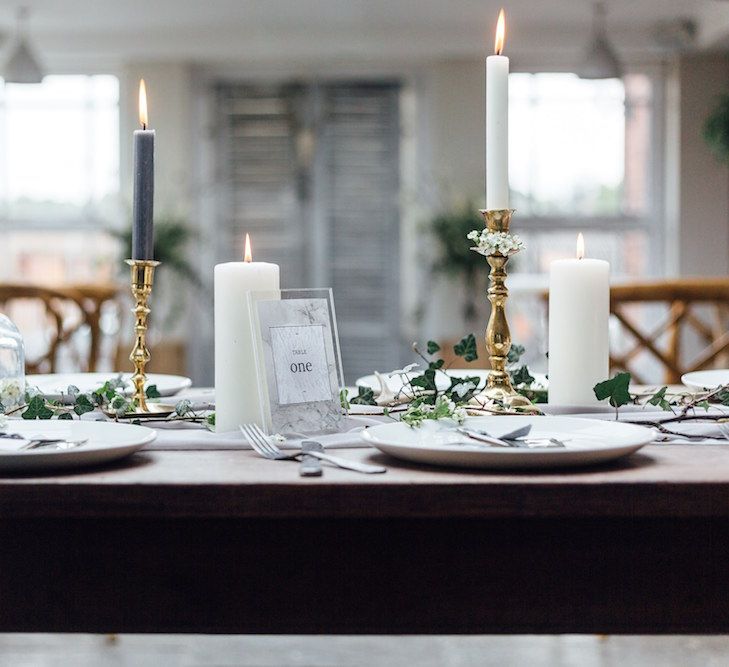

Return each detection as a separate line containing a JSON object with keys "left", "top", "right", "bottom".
{"left": 132, "top": 79, "right": 155, "bottom": 260}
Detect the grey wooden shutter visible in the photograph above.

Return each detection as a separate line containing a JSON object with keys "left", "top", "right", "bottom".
{"left": 216, "top": 81, "right": 401, "bottom": 382}
{"left": 216, "top": 84, "right": 305, "bottom": 287}
{"left": 320, "top": 83, "right": 401, "bottom": 381}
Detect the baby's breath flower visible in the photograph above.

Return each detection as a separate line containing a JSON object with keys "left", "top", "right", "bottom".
{"left": 468, "top": 229, "right": 525, "bottom": 256}
{"left": 0, "top": 378, "right": 23, "bottom": 408}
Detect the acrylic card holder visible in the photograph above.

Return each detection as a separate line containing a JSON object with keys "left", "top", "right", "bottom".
{"left": 248, "top": 288, "right": 344, "bottom": 435}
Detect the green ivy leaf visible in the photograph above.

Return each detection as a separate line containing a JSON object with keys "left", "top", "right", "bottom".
{"left": 716, "top": 389, "right": 729, "bottom": 406}
{"left": 426, "top": 341, "right": 441, "bottom": 355}
{"left": 510, "top": 365, "right": 534, "bottom": 387}
{"left": 111, "top": 396, "right": 128, "bottom": 410}
{"left": 594, "top": 372, "right": 633, "bottom": 408}
{"left": 73, "top": 394, "right": 95, "bottom": 416}
{"left": 507, "top": 344, "right": 525, "bottom": 365}
{"left": 410, "top": 368, "right": 437, "bottom": 393}
{"left": 146, "top": 384, "right": 161, "bottom": 399}
{"left": 447, "top": 375, "right": 480, "bottom": 403}
{"left": 350, "top": 386, "right": 377, "bottom": 406}
{"left": 57, "top": 412, "right": 73, "bottom": 420}
{"left": 428, "top": 358, "right": 445, "bottom": 371}
{"left": 454, "top": 334, "right": 478, "bottom": 362}
{"left": 21, "top": 395, "right": 54, "bottom": 420}
{"left": 647, "top": 386, "right": 672, "bottom": 411}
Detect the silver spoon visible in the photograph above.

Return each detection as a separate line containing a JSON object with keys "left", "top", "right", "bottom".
{"left": 19, "top": 438, "right": 89, "bottom": 451}
{"left": 457, "top": 426, "right": 566, "bottom": 449}
{"left": 457, "top": 425, "right": 534, "bottom": 447}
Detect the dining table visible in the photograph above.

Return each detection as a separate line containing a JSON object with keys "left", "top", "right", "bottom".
{"left": 2, "top": 427, "right": 729, "bottom": 636}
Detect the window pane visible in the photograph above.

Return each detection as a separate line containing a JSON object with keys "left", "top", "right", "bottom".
{"left": 0, "top": 75, "right": 120, "bottom": 223}
{"left": 517, "top": 229, "right": 651, "bottom": 277}
{"left": 509, "top": 73, "right": 651, "bottom": 218}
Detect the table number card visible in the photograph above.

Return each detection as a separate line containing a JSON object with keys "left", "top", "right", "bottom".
{"left": 249, "top": 289, "right": 344, "bottom": 435}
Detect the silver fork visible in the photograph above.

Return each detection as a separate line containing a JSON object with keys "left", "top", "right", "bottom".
{"left": 240, "top": 423, "right": 386, "bottom": 474}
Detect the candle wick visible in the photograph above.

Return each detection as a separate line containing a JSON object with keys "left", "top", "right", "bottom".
{"left": 142, "top": 122, "right": 147, "bottom": 131}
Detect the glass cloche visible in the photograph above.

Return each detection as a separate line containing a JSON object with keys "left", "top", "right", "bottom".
{"left": 0, "top": 314, "right": 25, "bottom": 410}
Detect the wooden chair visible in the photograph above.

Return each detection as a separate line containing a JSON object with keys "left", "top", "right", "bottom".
{"left": 540, "top": 278, "right": 729, "bottom": 385}
{"left": 609, "top": 278, "right": 729, "bottom": 384}
{"left": 0, "top": 284, "right": 121, "bottom": 373}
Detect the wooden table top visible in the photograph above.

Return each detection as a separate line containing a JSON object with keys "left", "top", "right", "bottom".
{"left": 2, "top": 444, "right": 729, "bottom": 520}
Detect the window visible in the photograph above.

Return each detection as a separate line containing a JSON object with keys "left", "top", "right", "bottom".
{"left": 0, "top": 75, "right": 120, "bottom": 284}
{"left": 508, "top": 72, "right": 658, "bottom": 277}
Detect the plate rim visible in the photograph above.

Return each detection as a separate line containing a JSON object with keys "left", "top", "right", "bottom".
{"left": 24, "top": 372, "right": 192, "bottom": 399}
{"left": 681, "top": 369, "right": 729, "bottom": 390}
{"left": 361, "top": 415, "right": 655, "bottom": 456}
{"left": 0, "top": 420, "right": 157, "bottom": 457}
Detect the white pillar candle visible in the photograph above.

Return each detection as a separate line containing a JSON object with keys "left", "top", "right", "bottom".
{"left": 548, "top": 234, "right": 610, "bottom": 406}
{"left": 486, "top": 9, "right": 509, "bottom": 211}
{"left": 215, "top": 234, "right": 280, "bottom": 432}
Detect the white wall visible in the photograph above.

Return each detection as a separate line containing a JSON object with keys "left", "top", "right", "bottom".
{"left": 409, "top": 58, "right": 487, "bottom": 344}
{"left": 667, "top": 54, "right": 729, "bottom": 277}
{"left": 425, "top": 59, "right": 486, "bottom": 203}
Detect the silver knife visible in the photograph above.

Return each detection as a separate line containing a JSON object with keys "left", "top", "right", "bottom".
{"left": 302, "top": 441, "right": 386, "bottom": 474}
{"left": 299, "top": 451, "right": 323, "bottom": 477}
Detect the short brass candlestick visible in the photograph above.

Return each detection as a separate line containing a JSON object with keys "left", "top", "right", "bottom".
{"left": 122, "top": 259, "right": 174, "bottom": 417}
{"left": 479, "top": 209, "right": 534, "bottom": 410}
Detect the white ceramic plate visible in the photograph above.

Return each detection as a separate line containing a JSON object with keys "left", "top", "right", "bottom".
{"left": 0, "top": 420, "right": 155, "bottom": 471}
{"left": 361, "top": 416, "right": 653, "bottom": 469}
{"left": 355, "top": 369, "right": 548, "bottom": 394}
{"left": 681, "top": 370, "right": 729, "bottom": 391}
{"left": 26, "top": 373, "right": 192, "bottom": 402}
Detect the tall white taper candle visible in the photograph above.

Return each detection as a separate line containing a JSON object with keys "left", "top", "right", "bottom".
{"left": 548, "top": 234, "right": 610, "bottom": 406}
{"left": 486, "top": 9, "right": 509, "bottom": 211}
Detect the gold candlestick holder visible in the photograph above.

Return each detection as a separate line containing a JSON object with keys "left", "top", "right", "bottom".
{"left": 120, "top": 259, "right": 175, "bottom": 417}
{"left": 478, "top": 209, "right": 534, "bottom": 410}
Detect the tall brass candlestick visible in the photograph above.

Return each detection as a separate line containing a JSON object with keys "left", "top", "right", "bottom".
{"left": 124, "top": 259, "right": 173, "bottom": 416}
{"left": 479, "top": 209, "right": 533, "bottom": 409}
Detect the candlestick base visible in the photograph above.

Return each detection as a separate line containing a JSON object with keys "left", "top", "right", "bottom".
{"left": 477, "top": 209, "right": 536, "bottom": 412}
{"left": 120, "top": 258, "right": 176, "bottom": 418}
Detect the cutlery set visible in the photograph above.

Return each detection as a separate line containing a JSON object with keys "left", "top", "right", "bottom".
{"left": 240, "top": 421, "right": 571, "bottom": 476}
{"left": 0, "top": 432, "right": 88, "bottom": 450}
{"left": 240, "top": 423, "right": 387, "bottom": 476}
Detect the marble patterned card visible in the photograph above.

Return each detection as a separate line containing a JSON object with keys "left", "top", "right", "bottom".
{"left": 250, "top": 290, "right": 344, "bottom": 434}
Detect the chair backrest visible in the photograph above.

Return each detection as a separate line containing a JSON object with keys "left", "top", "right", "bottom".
{"left": 0, "top": 284, "right": 121, "bottom": 374}
{"left": 609, "top": 278, "right": 729, "bottom": 384}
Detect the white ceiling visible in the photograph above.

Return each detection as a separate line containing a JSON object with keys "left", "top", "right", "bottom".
{"left": 0, "top": 0, "right": 724, "bottom": 69}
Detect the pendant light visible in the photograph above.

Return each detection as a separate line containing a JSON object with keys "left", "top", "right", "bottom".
{"left": 4, "top": 7, "right": 43, "bottom": 84}
{"left": 577, "top": 1, "right": 622, "bottom": 80}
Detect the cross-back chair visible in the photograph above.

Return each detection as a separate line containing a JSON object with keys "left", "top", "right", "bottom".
{"left": 0, "top": 284, "right": 121, "bottom": 373}
{"left": 609, "top": 278, "right": 729, "bottom": 384}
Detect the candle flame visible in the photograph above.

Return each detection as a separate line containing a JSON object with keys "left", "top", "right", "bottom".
{"left": 244, "top": 233, "right": 253, "bottom": 262}
{"left": 494, "top": 8, "right": 506, "bottom": 55}
{"left": 138, "top": 79, "right": 148, "bottom": 129}
{"left": 576, "top": 233, "right": 585, "bottom": 260}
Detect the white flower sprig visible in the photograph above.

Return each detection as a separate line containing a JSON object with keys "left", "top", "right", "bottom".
{"left": 0, "top": 378, "right": 23, "bottom": 409}
{"left": 398, "top": 394, "right": 469, "bottom": 428}
{"left": 467, "top": 229, "right": 525, "bottom": 257}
